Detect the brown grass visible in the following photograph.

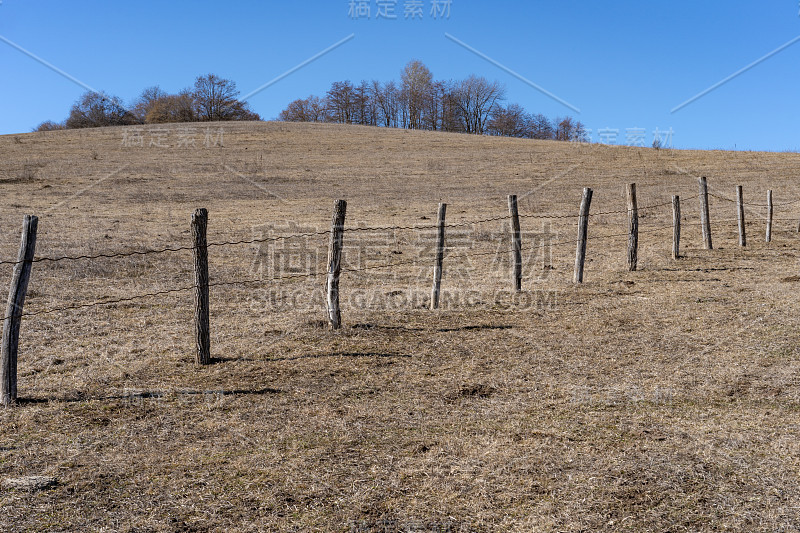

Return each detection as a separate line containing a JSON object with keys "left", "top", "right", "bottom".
{"left": 0, "top": 122, "right": 799, "bottom": 531}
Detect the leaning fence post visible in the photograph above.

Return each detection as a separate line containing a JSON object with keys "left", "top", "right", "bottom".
{"left": 736, "top": 185, "right": 746, "bottom": 247}
{"left": 574, "top": 187, "right": 593, "bottom": 283}
{"left": 326, "top": 200, "right": 347, "bottom": 329}
{"left": 626, "top": 183, "right": 638, "bottom": 271}
{"left": 1, "top": 215, "right": 38, "bottom": 406}
{"left": 766, "top": 190, "right": 773, "bottom": 243}
{"left": 672, "top": 195, "right": 681, "bottom": 259}
{"left": 508, "top": 195, "right": 522, "bottom": 291}
{"left": 699, "top": 177, "right": 712, "bottom": 250}
{"left": 192, "top": 208, "right": 211, "bottom": 366}
{"left": 430, "top": 203, "right": 447, "bottom": 310}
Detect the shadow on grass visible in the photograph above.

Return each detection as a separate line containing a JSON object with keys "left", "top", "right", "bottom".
{"left": 17, "top": 387, "right": 283, "bottom": 404}
{"left": 351, "top": 323, "right": 513, "bottom": 333}
{"left": 267, "top": 351, "right": 412, "bottom": 362}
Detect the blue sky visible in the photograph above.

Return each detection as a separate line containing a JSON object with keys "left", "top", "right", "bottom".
{"left": 1, "top": 1, "right": 798, "bottom": 150}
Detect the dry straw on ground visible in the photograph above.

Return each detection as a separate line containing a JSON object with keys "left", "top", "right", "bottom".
{"left": 0, "top": 122, "right": 799, "bottom": 531}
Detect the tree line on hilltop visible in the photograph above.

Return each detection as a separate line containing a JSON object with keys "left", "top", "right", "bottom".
{"left": 279, "top": 60, "right": 587, "bottom": 141}
{"left": 35, "top": 74, "right": 260, "bottom": 131}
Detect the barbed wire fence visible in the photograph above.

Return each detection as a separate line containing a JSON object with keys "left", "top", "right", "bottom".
{"left": 0, "top": 178, "right": 797, "bottom": 405}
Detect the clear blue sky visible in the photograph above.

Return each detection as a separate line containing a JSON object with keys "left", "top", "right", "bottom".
{"left": 1, "top": 1, "right": 798, "bottom": 151}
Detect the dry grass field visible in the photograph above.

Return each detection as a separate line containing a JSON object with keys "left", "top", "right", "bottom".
{"left": 1, "top": 121, "right": 800, "bottom": 532}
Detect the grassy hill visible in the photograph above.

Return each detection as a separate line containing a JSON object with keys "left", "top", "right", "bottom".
{"left": 0, "top": 122, "right": 799, "bottom": 531}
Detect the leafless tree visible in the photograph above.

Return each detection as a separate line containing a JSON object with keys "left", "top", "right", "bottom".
{"left": 528, "top": 114, "right": 555, "bottom": 140}
{"left": 273, "top": 61, "right": 588, "bottom": 143}
{"left": 326, "top": 81, "right": 355, "bottom": 124}
{"left": 453, "top": 75, "right": 505, "bottom": 134}
{"left": 488, "top": 103, "right": 530, "bottom": 137}
{"left": 65, "top": 91, "right": 137, "bottom": 129}
{"left": 555, "top": 116, "right": 588, "bottom": 142}
{"left": 279, "top": 95, "right": 327, "bottom": 122}
{"left": 34, "top": 120, "right": 66, "bottom": 132}
{"left": 353, "top": 81, "right": 375, "bottom": 126}
{"left": 371, "top": 80, "right": 401, "bottom": 128}
{"left": 132, "top": 86, "right": 167, "bottom": 123}
{"left": 192, "top": 74, "right": 256, "bottom": 121}
{"left": 401, "top": 60, "right": 433, "bottom": 129}
{"left": 145, "top": 90, "right": 196, "bottom": 123}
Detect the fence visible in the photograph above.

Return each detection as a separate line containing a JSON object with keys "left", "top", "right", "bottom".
{"left": 1, "top": 177, "right": 798, "bottom": 406}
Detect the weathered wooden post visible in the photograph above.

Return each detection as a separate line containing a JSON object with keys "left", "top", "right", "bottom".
{"left": 672, "top": 195, "right": 681, "bottom": 260}
{"left": 574, "top": 187, "right": 593, "bottom": 283}
{"left": 1, "top": 215, "right": 38, "bottom": 406}
{"left": 326, "top": 200, "right": 347, "bottom": 329}
{"left": 699, "top": 177, "right": 712, "bottom": 250}
{"left": 430, "top": 203, "right": 447, "bottom": 310}
{"left": 508, "top": 195, "right": 522, "bottom": 291}
{"left": 766, "top": 190, "right": 773, "bottom": 243}
{"left": 626, "top": 183, "right": 638, "bottom": 271}
{"left": 192, "top": 209, "right": 211, "bottom": 365}
{"left": 736, "top": 185, "right": 746, "bottom": 247}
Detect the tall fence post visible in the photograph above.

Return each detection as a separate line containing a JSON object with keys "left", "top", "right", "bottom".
{"left": 626, "top": 183, "right": 638, "bottom": 271}
{"left": 672, "top": 195, "right": 681, "bottom": 260}
{"left": 736, "top": 185, "right": 746, "bottom": 247}
{"left": 192, "top": 209, "right": 211, "bottom": 366}
{"left": 766, "top": 190, "right": 773, "bottom": 243}
{"left": 326, "top": 199, "right": 347, "bottom": 329}
{"left": 574, "top": 187, "right": 593, "bottom": 283}
{"left": 699, "top": 177, "right": 713, "bottom": 250}
{"left": 1, "top": 215, "right": 38, "bottom": 406}
{"left": 430, "top": 203, "right": 447, "bottom": 310}
{"left": 508, "top": 195, "right": 522, "bottom": 291}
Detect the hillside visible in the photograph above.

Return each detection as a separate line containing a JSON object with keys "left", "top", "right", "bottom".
{"left": 0, "top": 122, "right": 799, "bottom": 531}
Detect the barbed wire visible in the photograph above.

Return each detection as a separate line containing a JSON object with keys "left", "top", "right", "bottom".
{"left": 708, "top": 192, "right": 800, "bottom": 208}
{"left": 1, "top": 219, "right": 682, "bottom": 321}
{"left": 0, "top": 192, "right": 794, "bottom": 321}
{"left": 0, "top": 202, "right": 688, "bottom": 268}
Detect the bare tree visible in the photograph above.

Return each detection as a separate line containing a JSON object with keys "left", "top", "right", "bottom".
{"left": 401, "top": 60, "right": 433, "bottom": 129}
{"left": 192, "top": 74, "right": 256, "bottom": 121}
{"left": 353, "top": 81, "right": 374, "bottom": 125}
{"left": 372, "top": 80, "right": 401, "bottom": 128}
{"left": 34, "top": 120, "right": 66, "bottom": 132}
{"left": 279, "top": 95, "right": 326, "bottom": 122}
{"left": 528, "top": 114, "right": 555, "bottom": 140}
{"left": 453, "top": 75, "right": 505, "bottom": 134}
{"left": 439, "top": 82, "right": 461, "bottom": 133}
{"left": 146, "top": 90, "right": 196, "bottom": 123}
{"left": 132, "top": 86, "right": 167, "bottom": 123}
{"left": 272, "top": 60, "right": 588, "bottom": 144}
{"left": 555, "top": 116, "right": 588, "bottom": 142}
{"left": 65, "top": 91, "right": 137, "bottom": 129}
{"left": 326, "top": 81, "right": 356, "bottom": 124}
{"left": 488, "top": 103, "right": 529, "bottom": 137}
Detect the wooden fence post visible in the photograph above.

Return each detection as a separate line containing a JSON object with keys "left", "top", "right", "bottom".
{"left": 736, "top": 185, "right": 746, "bottom": 247}
{"left": 574, "top": 187, "right": 593, "bottom": 283}
{"left": 672, "top": 195, "right": 681, "bottom": 260}
{"left": 766, "top": 190, "right": 773, "bottom": 243}
{"left": 326, "top": 200, "right": 347, "bottom": 329}
{"left": 699, "top": 177, "right": 712, "bottom": 250}
{"left": 626, "top": 183, "right": 638, "bottom": 271}
{"left": 430, "top": 203, "right": 447, "bottom": 310}
{"left": 1, "top": 215, "right": 38, "bottom": 406}
{"left": 192, "top": 209, "right": 211, "bottom": 365}
{"left": 508, "top": 195, "right": 522, "bottom": 291}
